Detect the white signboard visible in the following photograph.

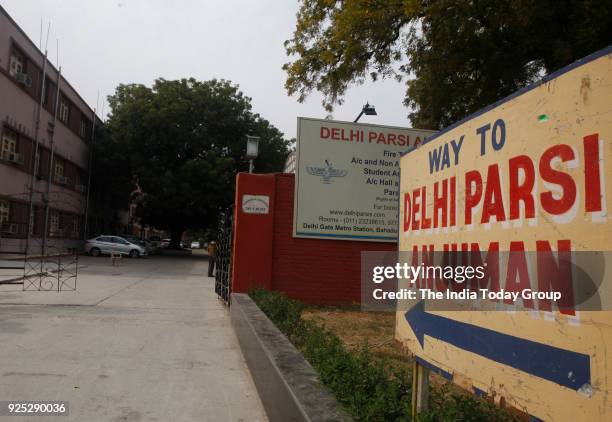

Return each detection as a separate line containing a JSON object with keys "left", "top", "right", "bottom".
{"left": 242, "top": 195, "right": 269, "bottom": 214}
{"left": 294, "top": 117, "right": 435, "bottom": 242}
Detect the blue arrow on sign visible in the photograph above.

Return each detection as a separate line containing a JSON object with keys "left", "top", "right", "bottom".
{"left": 405, "top": 301, "right": 591, "bottom": 391}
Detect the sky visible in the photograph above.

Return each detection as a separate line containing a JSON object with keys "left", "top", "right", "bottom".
{"left": 1, "top": 0, "right": 413, "bottom": 139}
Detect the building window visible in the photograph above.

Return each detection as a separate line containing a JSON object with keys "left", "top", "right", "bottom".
{"left": 59, "top": 98, "right": 70, "bottom": 123}
{"left": 0, "top": 201, "right": 9, "bottom": 226}
{"left": 79, "top": 118, "right": 88, "bottom": 138}
{"left": 9, "top": 48, "right": 32, "bottom": 89}
{"left": 49, "top": 212, "right": 59, "bottom": 236}
{"left": 54, "top": 160, "right": 65, "bottom": 183}
{"left": 8, "top": 52, "right": 24, "bottom": 77}
{"left": 1, "top": 129, "right": 18, "bottom": 161}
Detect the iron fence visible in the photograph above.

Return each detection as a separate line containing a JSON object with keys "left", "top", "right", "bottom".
{"left": 214, "top": 206, "right": 233, "bottom": 305}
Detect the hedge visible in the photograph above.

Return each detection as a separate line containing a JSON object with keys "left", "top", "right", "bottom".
{"left": 248, "top": 289, "right": 520, "bottom": 422}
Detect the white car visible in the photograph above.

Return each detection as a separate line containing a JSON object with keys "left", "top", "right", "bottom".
{"left": 85, "top": 236, "right": 148, "bottom": 258}
{"left": 190, "top": 241, "right": 201, "bottom": 249}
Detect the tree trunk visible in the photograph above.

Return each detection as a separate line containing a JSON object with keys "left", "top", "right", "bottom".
{"left": 169, "top": 228, "right": 184, "bottom": 249}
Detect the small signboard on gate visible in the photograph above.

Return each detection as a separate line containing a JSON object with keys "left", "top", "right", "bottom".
{"left": 242, "top": 195, "right": 270, "bottom": 214}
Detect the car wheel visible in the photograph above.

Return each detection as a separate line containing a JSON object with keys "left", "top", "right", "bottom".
{"left": 90, "top": 247, "right": 101, "bottom": 257}
{"left": 129, "top": 250, "right": 140, "bottom": 259}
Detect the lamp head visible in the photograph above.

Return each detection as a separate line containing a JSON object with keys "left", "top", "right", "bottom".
{"left": 363, "top": 103, "right": 377, "bottom": 116}
{"left": 246, "top": 135, "right": 260, "bottom": 159}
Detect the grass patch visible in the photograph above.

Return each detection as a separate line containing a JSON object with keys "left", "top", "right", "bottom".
{"left": 249, "top": 289, "right": 523, "bottom": 422}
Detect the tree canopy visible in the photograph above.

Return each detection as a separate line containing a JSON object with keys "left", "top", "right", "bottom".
{"left": 284, "top": 0, "right": 612, "bottom": 129}
{"left": 105, "top": 78, "right": 289, "bottom": 245}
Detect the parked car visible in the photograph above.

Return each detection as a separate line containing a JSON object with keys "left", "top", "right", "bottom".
{"left": 122, "top": 235, "right": 155, "bottom": 255}
{"left": 160, "top": 238, "right": 171, "bottom": 248}
{"left": 85, "top": 235, "right": 148, "bottom": 258}
{"left": 190, "top": 241, "right": 201, "bottom": 249}
{"left": 148, "top": 235, "right": 162, "bottom": 250}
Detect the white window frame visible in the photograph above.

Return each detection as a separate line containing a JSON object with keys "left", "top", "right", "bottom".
{"left": 0, "top": 200, "right": 9, "bottom": 226}
{"left": 1, "top": 129, "right": 17, "bottom": 160}
{"left": 54, "top": 160, "right": 64, "bottom": 182}
{"left": 59, "top": 99, "right": 70, "bottom": 123}
{"left": 49, "top": 212, "right": 59, "bottom": 236}
{"left": 9, "top": 53, "right": 23, "bottom": 77}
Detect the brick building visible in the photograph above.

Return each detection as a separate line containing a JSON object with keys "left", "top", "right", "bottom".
{"left": 0, "top": 6, "right": 99, "bottom": 254}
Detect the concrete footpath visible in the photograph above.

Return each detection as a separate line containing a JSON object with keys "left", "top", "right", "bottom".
{"left": 0, "top": 254, "right": 267, "bottom": 422}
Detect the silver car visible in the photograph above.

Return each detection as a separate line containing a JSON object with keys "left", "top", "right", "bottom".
{"left": 123, "top": 235, "right": 156, "bottom": 255}
{"left": 85, "top": 235, "right": 148, "bottom": 258}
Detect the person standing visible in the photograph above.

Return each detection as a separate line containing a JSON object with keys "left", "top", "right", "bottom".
{"left": 207, "top": 241, "right": 218, "bottom": 277}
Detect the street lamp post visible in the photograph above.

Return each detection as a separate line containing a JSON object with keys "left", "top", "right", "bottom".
{"left": 246, "top": 135, "right": 260, "bottom": 173}
{"left": 354, "top": 102, "right": 377, "bottom": 122}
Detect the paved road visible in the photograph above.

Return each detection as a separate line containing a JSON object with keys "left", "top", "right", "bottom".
{"left": 0, "top": 254, "right": 267, "bottom": 422}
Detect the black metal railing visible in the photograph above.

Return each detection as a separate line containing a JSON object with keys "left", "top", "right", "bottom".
{"left": 215, "top": 206, "right": 233, "bottom": 305}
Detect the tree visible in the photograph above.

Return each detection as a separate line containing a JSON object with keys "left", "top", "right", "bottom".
{"left": 284, "top": 0, "right": 612, "bottom": 129}
{"left": 88, "top": 124, "right": 133, "bottom": 237}
{"left": 106, "top": 78, "right": 290, "bottom": 247}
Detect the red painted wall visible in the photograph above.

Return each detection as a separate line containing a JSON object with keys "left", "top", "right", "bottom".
{"left": 231, "top": 173, "right": 276, "bottom": 293}
{"left": 232, "top": 172, "right": 396, "bottom": 305}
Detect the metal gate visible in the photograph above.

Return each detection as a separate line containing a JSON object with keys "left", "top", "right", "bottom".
{"left": 0, "top": 221, "right": 78, "bottom": 290}
{"left": 22, "top": 245, "right": 78, "bottom": 291}
{"left": 214, "top": 206, "right": 233, "bottom": 305}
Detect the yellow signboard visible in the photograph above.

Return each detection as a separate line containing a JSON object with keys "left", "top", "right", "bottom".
{"left": 397, "top": 47, "right": 612, "bottom": 421}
